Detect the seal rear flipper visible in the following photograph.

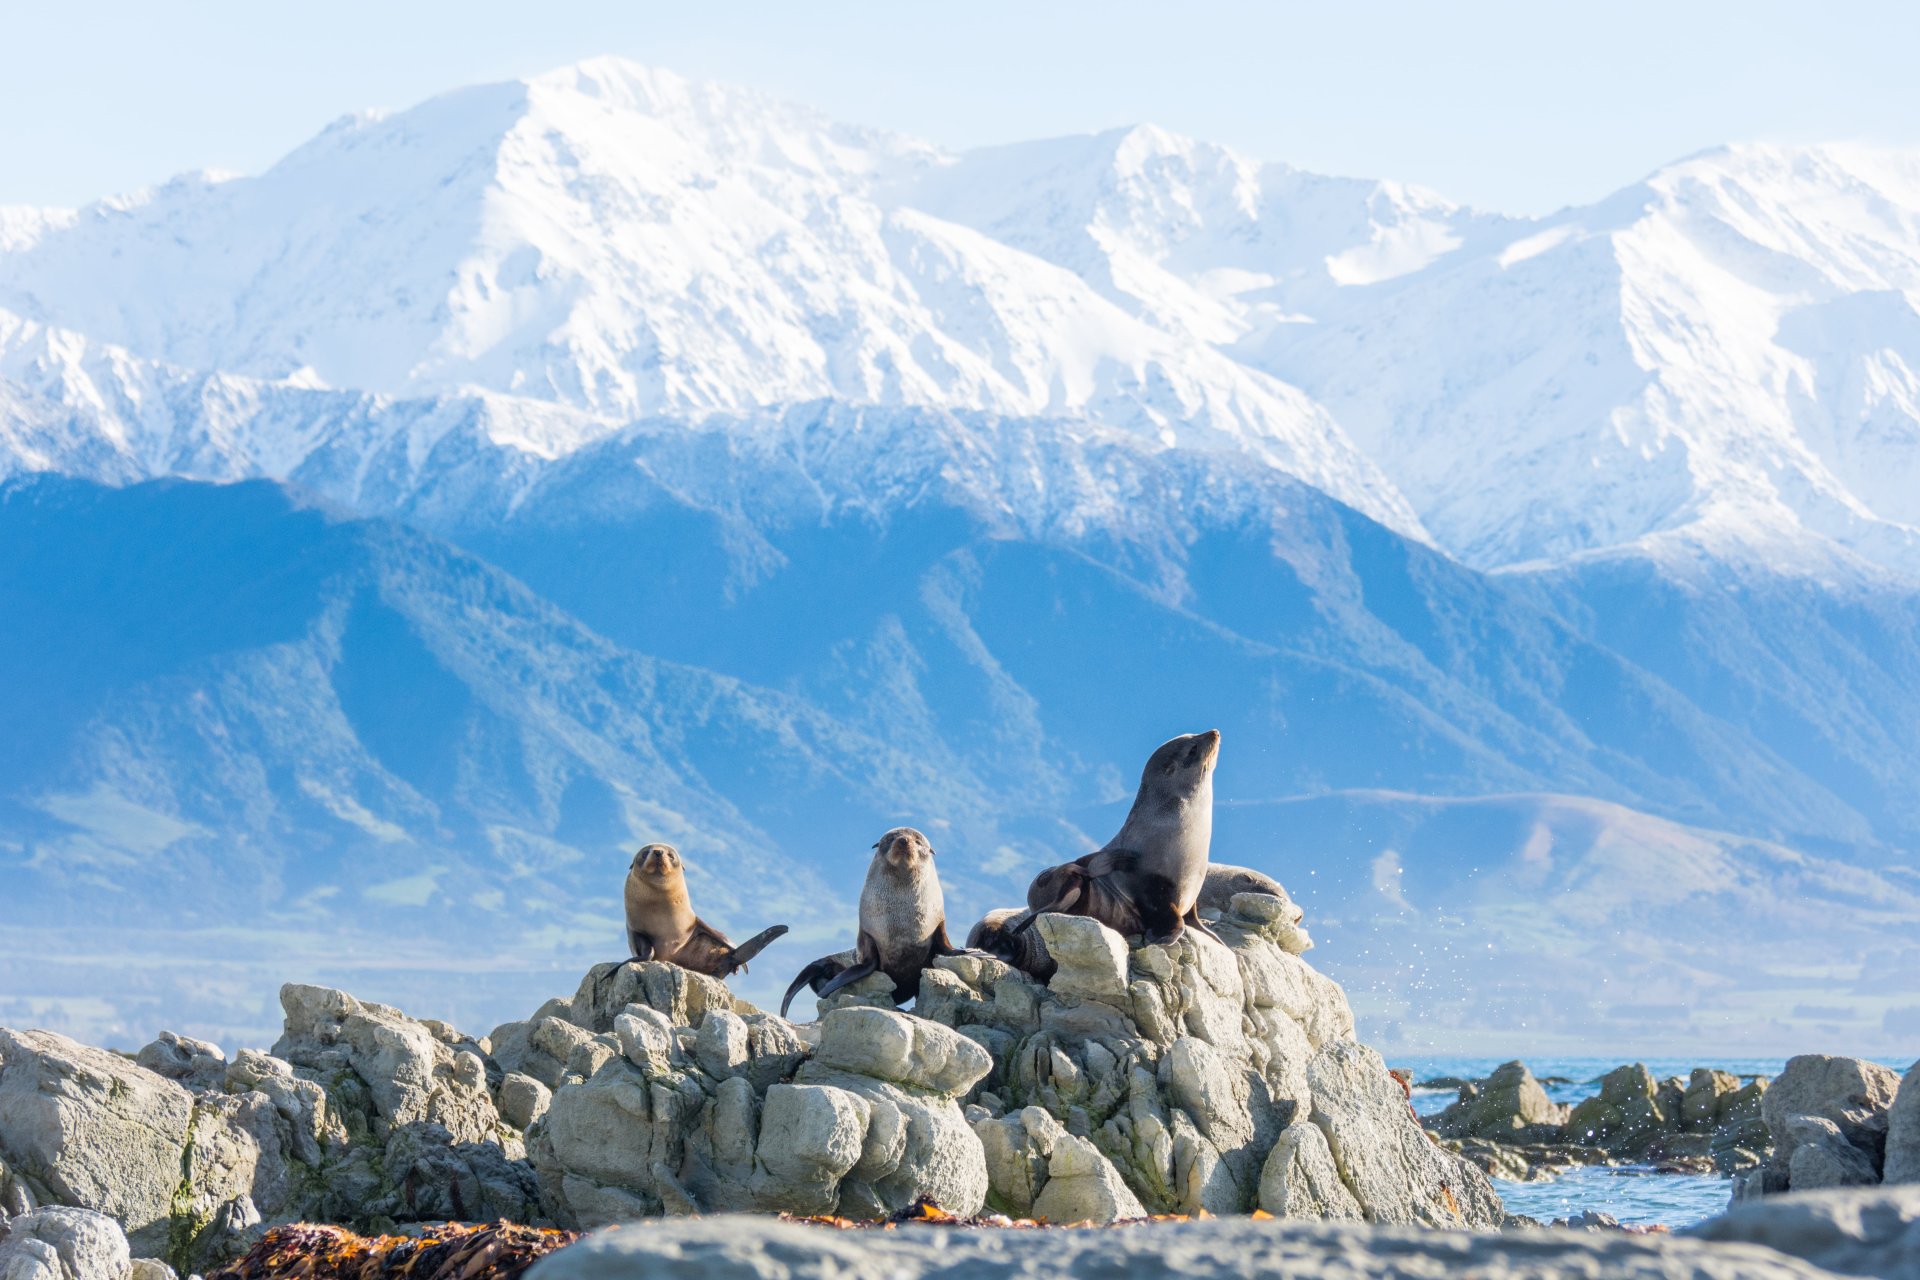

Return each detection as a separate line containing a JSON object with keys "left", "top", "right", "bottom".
{"left": 724, "top": 924, "right": 790, "bottom": 973}
{"left": 811, "top": 956, "right": 879, "bottom": 1001}
{"left": 779, "top": 954, "right": 846, "bottom": 1019}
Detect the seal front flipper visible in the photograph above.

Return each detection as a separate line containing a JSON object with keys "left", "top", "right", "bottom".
{"left": 724, "top": 924, "right": 789, "bottom": 973}
{"left": 628, "top": 929, "right": 655, "bottom": 962}
{"left": 1181, "top": 905, "right": 1223, "bottom": 944}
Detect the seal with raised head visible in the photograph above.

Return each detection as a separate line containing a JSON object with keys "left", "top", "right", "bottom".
{"left": 780, "top": 826, "right": 971, "bottom": 1019}
{"left": 1005, "top": 729, "right": 1221, "bottom": 950}
{"left": 624, "top": 842, "right": 788, "bottom": 978}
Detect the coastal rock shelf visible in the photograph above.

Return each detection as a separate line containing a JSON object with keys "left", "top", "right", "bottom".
{"left": 0, "top": 890, "right": 1503, "bottom": 1275}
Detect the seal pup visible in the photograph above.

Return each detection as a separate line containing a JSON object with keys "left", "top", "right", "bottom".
{"left": 624, "top": 843, "right": 788, "bottom": 977}
{"left": 780, "top": 826, "right": 972, "bottom": 1019}
{"left": 967, "top": 908, "right": 1057, "bottom": 982}
{"left": 1009, "top": 729, "right": 1221, "bottom": 949}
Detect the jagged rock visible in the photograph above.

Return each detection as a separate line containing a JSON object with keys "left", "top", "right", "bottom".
{"left": 0, "top": 1027, "right": 254, "bottom": 1258}
{"left": 1761, "top": 1055, "right": 1902, "bottom": 1190}
{"left": 1428, "top": 1061, "right": 1568, "bottom": 1142}
{"left": 272, "top": 984, "right": 501, "bottom": 1146}
{"left": 135, "top": 1033, "right": 227, "bottom": 1094}
{"left": 1258, "top": 1122, "right": 1363, "bottom": 1220}
{"left": 1306, "top": 1041, "right": 1503, "bottom": 1227}
{"left": 1029, "top": 1133, "right": 1146, "bottom": 1224}
{"left": 1884, "top": 1060, "right": 1919, "bottom": 1185}
{"left": 1782, "top": 1116, "right": 1880, "bottom": 1191}
{"left": 1566, "top": 1063, "right": 1669, "bottom": 1151}
{"left": 526, "top": 1211, "right": 1851, "bottom": 1280}
{"left": 129, "top": 1260, "right": 178, "bottom": 1280}
{"left": 972, "top": 1107, "right": 1061, "bottom": 1217}
{"left": 1033, "top": 914, "right": 1129, "bottom": 1004}
{"left": 0, "top": 1206, "right": 131, "bottom": 1280}
{"left": 751, "top": 1084, "right": 869, "bottom": 1216}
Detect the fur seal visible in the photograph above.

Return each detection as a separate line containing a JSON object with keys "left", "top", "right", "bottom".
{"left": 1005, "top": 729, "right": 1221, "bottom": 949}
{"left": 974, "top": 858, "right": 1278, "bottom": 980}
{"left": 624, "top": 843, "right": 788, "bottom": 977}
{"left": 1196, "top": 862, "right": 1286, "bottom": 912}
{"left": 779, "top": 826, "right": 972, "bottom": 1019}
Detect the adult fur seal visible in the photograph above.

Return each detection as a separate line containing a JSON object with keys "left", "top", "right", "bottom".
{"left": 975, "top": 859, "right": 1275, "bottom": 979}
{"left": 780, "top": 827, "right": 971, "bottom": 1019}
{"left": 1007, "top": 729, "right": 1221, "bottom": 948}
{"left": 624, "top": 843, "right": 788, "bottom": 977}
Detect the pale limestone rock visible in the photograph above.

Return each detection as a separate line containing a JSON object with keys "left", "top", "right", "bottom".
{"left": 500, "top": 1073, "right": 553, "bottom": 1131}
{"left": 751, "top": 1083, "right": 870, "bottom": 1216}
{"left": 1259, "top": 1122, "right": 1364, "bottom": 1221}
{"left": 1762, "top": 1055, "right": 1902, "bottom": 1190}
{"left": 1036, "top": 915, "right": 1129, "bottom": 1004}
{"left": 809, "top": 1008, "right": 991, "bottom": 1098}
{"left": 1784, "top": 1116, "right": 1880, "bottom": 1190}
{"left": 1888, "top": 1060, "right": 1920, "bottom": 1185}
{"left": 1306, "top": 1040, "right": 1504, "bottom": 1227}
{"left": 1030, "top": 1132, "right": 1145, "bottom": 1224}
{"left": 0, "top": 1206, "right": 131, "bottom": 1280}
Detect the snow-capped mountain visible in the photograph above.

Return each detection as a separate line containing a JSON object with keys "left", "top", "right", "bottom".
{"left": 913, "top": 130, "right": 1920, "bottom": 574}
{"left": 0, "top": 60, "right": 1420, "bottom": 538}
{"left": 6, "top": 58, "right": 1920, "bottom": 1054}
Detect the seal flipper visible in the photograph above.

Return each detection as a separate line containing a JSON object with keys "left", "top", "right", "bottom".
{"left": 724, "top": 924, "right": 790, "bottom": 973}
{"left": 1181, "top": 905, "right": 1223, "bottom": 944}
{"left": 628, "top": 930, "right": 655, "bottom": 962}
{"left": 811, "top": 955, "right": 880, "bottom": 1000}
{"left": 1136, "top": 874, "right": 1187, "bottom": 947}
{"left": 780, "top": 955, "right": 845, "bottom": 1019}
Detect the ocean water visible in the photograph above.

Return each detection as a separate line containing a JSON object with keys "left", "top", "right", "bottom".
{"left": 1393, "top": 1056, "right": 1793, "bottom": 1228}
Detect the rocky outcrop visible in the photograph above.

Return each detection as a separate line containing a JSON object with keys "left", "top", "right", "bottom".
{"left": 1735, "top": 1056, "right": 1905, "bottom": 1202}
{"left": 523, "top": 1189, "right": 1920, "bottom": 1280}
{"left": 0, "top": 891, "right": 1499, "bottom": 1253}
{"left": 0, "top": 984, "right": 542, "bottom": 1275}
{"left": 1426, "top": 1060, "right": 1772, "bottom": 1180}
{"left": 1427, "top": 1061, "right": 1569, "bottom": 1143}
{"left": 522, "top": 893, "right": 1497, "bottom": 1228}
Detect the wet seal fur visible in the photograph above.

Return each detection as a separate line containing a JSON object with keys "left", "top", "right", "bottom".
{"left": 995, "top": 730, "right": 1221, "bottom": 958}
{"left": 624, "top": 843, "right": 788, "bottom": 977}
{"left": 780, "top": 827, "right": 974, "bottom": 1019}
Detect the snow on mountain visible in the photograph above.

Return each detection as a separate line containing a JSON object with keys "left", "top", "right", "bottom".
{"left": 902, "top": 129, "right": 1920, "bottom": 578}
{"left": 0, "top": 60, "right": 1421, "bottom": 539}
{"left": 900, "top": 123, "right": 1510, "bottom": 348}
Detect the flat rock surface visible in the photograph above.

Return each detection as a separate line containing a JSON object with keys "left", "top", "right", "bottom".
{"left": 524, "top": 1215, "right": 1841, "bottom": 1280}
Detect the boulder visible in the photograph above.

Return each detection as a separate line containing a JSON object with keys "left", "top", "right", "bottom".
{"left": 0, "top": 1206, "right": 131, "bottom": 1280}
{"left": 1762, "top": 1055, "right": 1902, "bottom": 1189}
{"left": 1565, "top": 1063, "right": 1670, "bottom": 1152}
{"left": 1886, "top": 1060, "right": 1919, "bottom": 1185}
{"left": 1306, "top": 1041, "right": 1504, "bottom": 1227}
{"left": 0, "top": 1028, "right": 232, "bottom": 1257}
{"left": 1427, "top": 1061, "right": 1568, "bottom": 1142}
{"left": 1257, "top": 1122, "right": 1364, "bottom": 1220}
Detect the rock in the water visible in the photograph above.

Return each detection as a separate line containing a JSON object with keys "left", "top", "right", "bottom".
{"left": 0, "top": 1206, "right": 131, "bottom": 1280}
{"left": 1428, "top": 1061, "right": 1568, "bottom": 1142}
{"left": 1566, "top": 1063, "right": 1669, "bottom": 1151}
{"left": 1761, "top": 1054, "right": 1903, "bottom": 1191}
{"left": 1886, "top": 1060, "right": 1920, "bottom": 1186}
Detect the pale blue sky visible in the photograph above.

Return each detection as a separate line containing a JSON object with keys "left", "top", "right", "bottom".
{"left": 3, "top": 1, "right": 1916, "bottom": 213}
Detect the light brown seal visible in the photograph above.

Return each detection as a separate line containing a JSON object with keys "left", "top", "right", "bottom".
{"left": 780, "top": 826, "right": 974, "bottom": 1018}
{"left": 624, "top": 842, "right": 788, "bottom": 977}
